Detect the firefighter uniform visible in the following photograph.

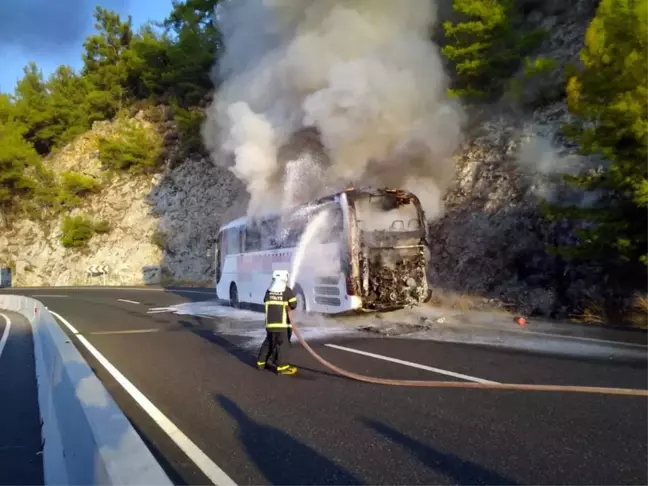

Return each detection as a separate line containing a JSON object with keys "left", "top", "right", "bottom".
{"left": 256, "top": 276, "right": 298, "bottom": 375}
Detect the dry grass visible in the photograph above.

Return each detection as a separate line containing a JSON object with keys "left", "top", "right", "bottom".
{"left": 571, "top": 296, "right": 648, "bottom": 329}
{"left": 426, "top": 288, "right": 508, "bottom": 313}
{"left": 630, "top": 295, "right": 648, "bottom": 329}
{"left": 570, "top": 303, "right": 608, "bottom": 325}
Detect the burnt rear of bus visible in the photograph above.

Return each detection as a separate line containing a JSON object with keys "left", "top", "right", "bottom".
{"left": 345, "top": 189, "right": 431, "bottom": 311}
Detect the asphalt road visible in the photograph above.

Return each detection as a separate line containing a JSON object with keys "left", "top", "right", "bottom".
{"left": 2, "top": 287, "right": 647, "bottom": 486}
{"left": 0, "top": 310, "right": 44, "bottom": 486}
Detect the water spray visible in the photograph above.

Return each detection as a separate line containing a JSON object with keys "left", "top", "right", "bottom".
{"left": 289, "top": 209, "right": 331, "bottom": 290}
{"left": 288, "top": 218, "right": 648, "bottom": 398}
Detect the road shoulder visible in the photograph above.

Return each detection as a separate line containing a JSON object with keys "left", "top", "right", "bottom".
{"left": 0, "top": 311, "right": 44, "bottom": 485}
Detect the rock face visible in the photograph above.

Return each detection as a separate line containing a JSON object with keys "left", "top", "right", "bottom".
{"left": 0, "top": 0, "right": 612, "bottom": 319}
{"left": 147, "top": 156, "right": 245, "bottom": 285}
{"left": 0, "top": 114, "right": 245, "bottom": 288}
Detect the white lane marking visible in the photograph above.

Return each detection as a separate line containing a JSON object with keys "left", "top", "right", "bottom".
{"left": 325, "top": 343, "right": 500, "bottom": 384}
{"left": 117, "top": 299, "right": 141, "bottom": 305}
{"left": 91, "top": 329, "right": 160, "bottom": 336}
{"left": 513, "top": 328, "right": 648, "bottom": 348}
{"left": 31, "top": 295, "right": 69, "bottom": 298}
{"left": 0, "top": 313, "right": 12, "bottom": 362}
{"left": 48, "top": 310, "right": 236, "bottom": 486}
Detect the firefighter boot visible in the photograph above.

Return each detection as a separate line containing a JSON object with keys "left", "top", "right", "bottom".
{"left": 277, "top": 365, "right": 298, "bottom": 375}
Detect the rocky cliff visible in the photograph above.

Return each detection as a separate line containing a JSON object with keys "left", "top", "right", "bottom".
{"left": 0, "top": 111, "right": 244, "bottom": 287}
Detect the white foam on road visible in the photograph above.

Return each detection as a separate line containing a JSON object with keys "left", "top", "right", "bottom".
{"left": 147, "top": 301, "right": 360, "bottom": 346}
{"left": 148, "top": 301, "right": 260, "bottom": 320}
{"left": 220, "top": 324, "right": 358, "bottom": 348}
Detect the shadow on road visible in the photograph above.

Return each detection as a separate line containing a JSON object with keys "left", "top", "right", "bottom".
{"left": 178, "top": 316, "right": 254, "bottom": 367}
{"left": 215, "top": 394, "right": 363, "bottom": 485}
{"left": 177, "top": 316, "right": 349, "bottom": 381}
{"left": 361, "top": 418, "right": 518, "bottom": 486}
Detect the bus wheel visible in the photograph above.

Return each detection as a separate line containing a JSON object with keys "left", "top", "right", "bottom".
{"left": 229, "top": 283, "right": 239, "bottom": 308}
{"left": 295, "top": 287, "right": 307, "bottom": 313}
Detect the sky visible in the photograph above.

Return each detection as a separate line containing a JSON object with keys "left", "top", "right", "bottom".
{"left": 0, "top": 0, "right": 174, "bottom": 93}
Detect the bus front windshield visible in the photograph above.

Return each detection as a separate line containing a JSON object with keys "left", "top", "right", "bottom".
{"left": 353, "top": 194, "right": 423, "bottom": 235}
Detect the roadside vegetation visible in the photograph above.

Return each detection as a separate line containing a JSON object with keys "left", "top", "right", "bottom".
{"left": 0, "top": 0, "right": 217, "bottom": 225}
{"left": 60, "top": 215, "right": 111, "bottom": 248}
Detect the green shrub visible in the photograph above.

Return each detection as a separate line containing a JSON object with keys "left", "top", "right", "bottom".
{"left": 61, "top": 171, "right": 101, "bottom": 196}
{"left": 442, "top": 0, "right": 547, "bottom": 100}
{"left": 171, "top": 103, "right": 206, "bottom": 157}
{"left": 60, "top": 215, "right": 96, "bottom": 248}
{"left": 93, "top": 219, "right": 111, "bottom": 234}
{"left": 151, "top": 228, "right": 168, "bottom": 249}
{"left": 59, "top": 215, "right": 111, "bottom": 248}
{"left": 509, "top": 55, "right": 558, "bottom": 103}
{"left": 97, "top": 122, "right": 163, "bottom": 173}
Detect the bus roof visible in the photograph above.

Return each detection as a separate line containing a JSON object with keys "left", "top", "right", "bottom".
{"left": 217, "top": 187, "right": 421, "bottom": 232}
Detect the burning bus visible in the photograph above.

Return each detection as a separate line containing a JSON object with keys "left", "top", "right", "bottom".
{"left": 214, "top": 187, "right": 432, "bottom": 314}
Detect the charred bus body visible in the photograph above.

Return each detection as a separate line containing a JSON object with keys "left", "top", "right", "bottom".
{"left": 344, "top": 188, "right": 431, "bottom": 311}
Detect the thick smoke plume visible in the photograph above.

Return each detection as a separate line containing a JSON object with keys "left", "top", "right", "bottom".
{"left": 203, "top": 0, "right": 465, "bottom": 220}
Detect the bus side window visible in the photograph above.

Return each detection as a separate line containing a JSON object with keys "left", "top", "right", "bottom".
{"left": 281, "top": 214, "right": 306, "bottom": 247}
{"left": 245, "top": 225, "right": 261, "bottom": 252}
{"left": 221, "top": 231, "right": 228, "bottom": 256}
{"left": 227, "top": 227, "right": 240, "bottom": 254}
{"left": 261, "top": 218, "right": 279, "bottom": 250}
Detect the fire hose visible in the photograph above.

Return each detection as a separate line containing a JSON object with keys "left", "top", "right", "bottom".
{"left": 290, "top": 323, "right": 648, "bottom": 397}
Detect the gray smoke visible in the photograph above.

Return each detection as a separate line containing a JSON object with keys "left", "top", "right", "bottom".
{"left": 516, "top": 128, "right": 606, "bottom": 207}
{"left": 203, "top": 0, "right": 465, "bottom": 220}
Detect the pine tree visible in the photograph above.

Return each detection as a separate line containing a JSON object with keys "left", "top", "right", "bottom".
{"left": 162, "top": 0, "right": 221, "bottom": 107}
{"left": 0, "top": 121, "right": 39, "bottom": 218}
{"left": 82, "top": 7, "right": 136, "bottom": 121}
{"left": 12, "top": 62, "right": 52, "bottom": 154}
{"left": 442, "top": 0, "right": 546, "bottom": 100}
{"left": 41, "top": 66, "right": 91, "bottom": 149}
{"left": 546, "top": 0, "right": 647, "bottom": 273}
{"left": 125, "top": 25, "right": 173, "bottom": 101}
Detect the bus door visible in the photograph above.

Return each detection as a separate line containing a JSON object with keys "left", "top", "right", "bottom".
{"left": 215, "top": 230, "right": 225, "bottom": 286}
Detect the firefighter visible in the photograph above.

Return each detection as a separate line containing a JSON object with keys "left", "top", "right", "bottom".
{"left": 256, "top": 270, "right": 298, "bottom": 375}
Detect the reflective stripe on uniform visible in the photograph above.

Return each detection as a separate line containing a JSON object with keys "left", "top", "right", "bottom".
{"left": 277, "top": 364, "right": 290, "bottom": 371}
{"left": 288, "top": 297, "right": 297, "bottom": 303}
{"left": 265, "top": 299, "right": 290, "bottom": 328}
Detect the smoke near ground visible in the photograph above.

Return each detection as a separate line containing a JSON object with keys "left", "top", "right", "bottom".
{"left": 203, "top": 0, "right": 465, "bottom": 220}
{"left": 516, "top": 129, "right": 604, "bottom": 207}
